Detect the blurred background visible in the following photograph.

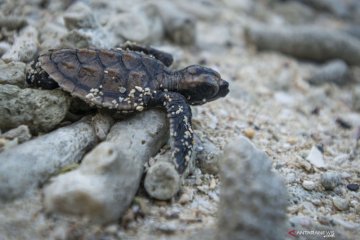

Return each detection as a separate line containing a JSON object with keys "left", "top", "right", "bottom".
{"left": 1, "top": 0, "right": 360, "bottom": 239}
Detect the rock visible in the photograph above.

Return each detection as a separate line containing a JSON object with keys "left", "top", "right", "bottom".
{"left": 63, "top": 2, "right": 98, "bottom": 30}
{"left": 274, "top": 91, "right": 297, "bottom": 106}
{"left": 352, "top": 86, "right": 360, "bottom": 112}
{"left": 2, "top": 26, "right": 38, "bottom": 63}
{"left": 334, "top": 113, "right": 360, "bottom": 129}
{"left": 104, "top": 224, "right": 118, "bottom": 234}
{"left": 155, "top": 1, "right": 196, "bottom": 45}
{"left": 343, "top": 25, "right": 360, "bottom": 40}
{"left": 289, "top": 215, "right": 314, "bottom": 227}
{"left": 332, "top": 217, "right": 360, "bottom": 230}
{"left": 196, "top": 136, "right": 222, "bottom": 175}
{"left": 43, "top": 110, "right": 169, "bottom": 223}
{"left": 306, "top": 145, "right": 326, "bottom": 168}
{"left": 44, "top": 142, "right": 130, "bottom": 223}
{"left": 197, "top": 23, "right": 231, "bottom": 50}
{"left": 176, "top": 0, "right": 222, "bottom": 21}
{"left": 243, "top": 127, "right": 255, "bottom": 139}
{"left": 106, "top": 3, "right": 163, "bottom": 44}
{"left": 302, "top": 180, "right": 316, "bottom": 191}
{"left": 218, "top": 136, "right": 287, "bottom": 240}
{"left": 47, "top": 0, "right": 75, "bottom": 11}
{"left": 305, "top": 88, "right": 328, "bottom": 110}
{"left": 0, "top": 16, "right": 27, "bottom": 30}
{"left": 0, "top": 119, "right": 97, "bottom": 201}
{"left": 1, "top": 125, "right": 31, "bottom": 143}
{"left": 300, "top": 0, "right": 350, "bottom": 18}
{"left": 154, "top": 222, "right": 177, "bottom": 234}
{"left": 286, "top": 172, "right": 297, "bottom": 184}
{"left": 178, "top": 187, "right": 194, "bottom": 205}
{"left": 0, "top": 138, "right": 18, "bottom": 152}
{"left": 0, "top": 195, "right": 48, "bottom": 240}
{"left": 245, "top": 25, "right": 360, "bottom": 65}
{"left": 0, "top": 84, "right": 71, "bottom": 133}
{"left": 0, "top": 61, "right": 26, "bottom": 86}
{"left": 223, "top": 0, "right": 254, "bottom": 12}
{"left": 0, "top": 42, "right": 11, "bottom": 56}
{"left": 307, "top": 60, "right": 349, "bottom": 85}
{"left": 144, "top": 161, "right": 180, "bottom": 200}
{"left": 268, "top": 62, "right": 300, "bottom": 92}
{"left": 59, "top": 1, "right": 115, "bottom": 49}
{"left": 333, "top": 197, "right": 349, "bottom": 211}
{"left": 91, "top": 112, "right": 113, "bottom": 141}
{"left": 106, "top": 110, "right": 168, "bottom": 160}
{"left": 39, "top": 22, "right": 68, "bottom": 50}
{"left": 60, "top": 28, "right": 115, "bottom": 49}
{"left": 321, "top": 172, "right": 342, "bottom": 190}
{"left": 272, "top": 1, "right": 316, "bottom": 25}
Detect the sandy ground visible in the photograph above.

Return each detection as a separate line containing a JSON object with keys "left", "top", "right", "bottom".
{"left": 0, "top": 0, "right": 360, "bottom": 239}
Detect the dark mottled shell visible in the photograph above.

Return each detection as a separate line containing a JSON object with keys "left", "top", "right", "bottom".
{"left": 39, "top": 48, "right": 165, "bottom": 110}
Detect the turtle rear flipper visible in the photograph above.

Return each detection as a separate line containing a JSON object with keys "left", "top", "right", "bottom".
{"left": 150, "top": 91, "right": 193, "bottom": 174}
{"left": 26, "top": 57, "right": 59, "bottom": 89}
{"left": 121, "top": 42, "right": 173, "bottom": 67}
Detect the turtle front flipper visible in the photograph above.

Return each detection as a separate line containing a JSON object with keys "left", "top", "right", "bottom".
{"left": 149, "top": 91, "right": 193, "bottom": 174}
{"left": 121, "top": 42, "right": 173, "bottom": 67}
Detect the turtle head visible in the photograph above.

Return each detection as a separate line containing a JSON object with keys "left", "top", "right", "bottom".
{"left": 178, "top": 65, "right": 229, "bottom": 105}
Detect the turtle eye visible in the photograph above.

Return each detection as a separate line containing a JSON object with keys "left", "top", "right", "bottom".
{"left": 201, "top": 76, "right": 219, "bottom": 97}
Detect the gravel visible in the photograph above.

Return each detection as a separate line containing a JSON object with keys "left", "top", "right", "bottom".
{"left": 320, "top": 172, "right": 342, "bottom": 191}
{"left": 0, "top": 61, "right": 26, "bottom": 86}
{"left": 44, "top": 110, "right": 169, "bottom": 223}
{"left": 0, "top": 84, "right": 71, "bottom": 133}
{"left": 0, "top": 118, "right": 97, "bottom": 201}
{"left": 218, "top": 136, "right": 288, "bottom": 240}
{"left": 0, "top": 0, "right": 360, "bottom": 239}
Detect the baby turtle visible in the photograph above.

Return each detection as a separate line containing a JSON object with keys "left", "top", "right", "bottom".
{"left": 27, "top": 43, "right": 229, "bottom": 174}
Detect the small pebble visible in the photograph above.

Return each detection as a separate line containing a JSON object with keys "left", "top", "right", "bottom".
{"left": 311, "top": 199, "right": 321, "bottom": 206}
{"left": 144, "top": 161, "right": 180, "bottom": 200}
{"left": 289, "top": 216, "right": 313, "bottom": 227}
{"left": 197, "top": 185, "right": 209, "bottom": 194}
{"left": 2, "top": 26, "right": 38, "bottom": 63}
{"left": 121, "top": 208, "right": 135, "bottom": 225}
{"left": 155, "top": 222, "right": 177, "bottom": 234}
{"left": 104, "top": 224, "right": 118, "bottom": 234}
{"left": 355, "top": 204, "right": 360, "bottom": 215}
{"left": 298, "top": 158, "right": 313, "bottom": 172}
{"left": 332, "top": 197, "right": 349, "bottom": 211}
{"left": 63, "top": 2, "right": 98, "bottom": 30}
{"left": 196, "top": 137, "right": 221, "bottom": 175}
{"left": 243, "top": 127, "right": 255, "bottom": 139}
{"left": 178, "top": 187, "right": 193, "bottom": 205}
{"left": 0, "top": 16, "right": 27, "bottom": 30}
{"left": 306, "top": 145, "right": 326, "bottom": 168}
{"left": 347, "top": 183, "right": 359, "bottom": 192}
{"left": 0, "top": 138, "right": 18, "bottom": 152}
{"left": 335, "top": 117, "right": 352, "bottom": 129}
{"left": 286, "top": 172, "right": 297, "bottom": 184}
{"left": 165, "top": 208, "right": 180, "bottom": 219}
{"left": 209, "top": 178, "right": 216, "bottom": 190}
{"left": 321, "top": 172, "right": 342, "bottom": 190}
{"left": 302, "top": 180, "right": 316, "bottom": 191}
{"left": 287, "top": 137, "right": 297, "bottom": 145}
{"left": 1, "top": 125, "right": 31, "bottom": 143}
{"left": 307, "top": 59, "right": 349, "bottom": 86}
{"left": 0, "top": 61, "right": 26, "bottom": 86}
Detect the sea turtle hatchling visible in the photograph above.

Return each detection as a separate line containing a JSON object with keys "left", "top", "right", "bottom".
{"left": 27, "top": 43, "right": 229, "bottom": 174}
